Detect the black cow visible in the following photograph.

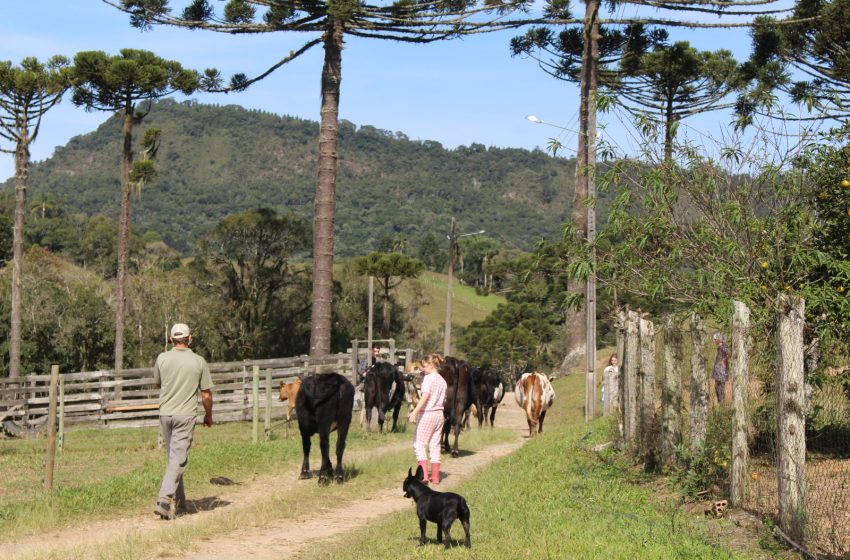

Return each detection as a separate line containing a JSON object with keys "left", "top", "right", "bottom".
{"left": 363, "top": 362, "right": 406, "bottom": 433}
{"left": 471, "top": 366, "right": 505, "bottom": 428}
{"left": 439, "top": 356, "right": 475, "bottom": 458}
{"left": 295, "top": 373, "right": 354, "bottom": 485}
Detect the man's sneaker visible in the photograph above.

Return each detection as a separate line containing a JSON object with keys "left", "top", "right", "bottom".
{"left": 154, "top": 501, "right": 174, "bottom": 520}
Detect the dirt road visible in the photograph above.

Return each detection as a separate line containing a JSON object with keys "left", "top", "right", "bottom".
{"left": 4, "top": 395, "right": 529, "bottom": 560}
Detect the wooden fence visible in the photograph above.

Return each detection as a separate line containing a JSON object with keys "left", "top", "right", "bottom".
{"left": 0, "top": 353, "right": 355, "bottom": 431}
{"left": 608, "top": 297, "right": 849, "bottom": 559}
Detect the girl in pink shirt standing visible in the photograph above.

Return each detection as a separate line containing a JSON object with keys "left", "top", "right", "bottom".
{"left": 407, "top": 353, "right": 448, "bottom": 485}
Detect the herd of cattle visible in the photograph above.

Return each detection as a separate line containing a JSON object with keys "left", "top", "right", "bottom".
{"left": 278, "top": 358, "right": 556, "bottom": 485}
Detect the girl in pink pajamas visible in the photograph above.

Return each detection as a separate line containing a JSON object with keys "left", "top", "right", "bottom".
{"left": 407, "top": 353, "right": 447, "bottom": 485}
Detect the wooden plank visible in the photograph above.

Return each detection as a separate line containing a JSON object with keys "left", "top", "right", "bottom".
{"left": 105, "top": 403, "right": 159, "bottom": 413}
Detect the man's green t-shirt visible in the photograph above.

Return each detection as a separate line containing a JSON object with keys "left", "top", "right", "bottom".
{"left": 154, "top": 347, "right": 214, "bottom": 416}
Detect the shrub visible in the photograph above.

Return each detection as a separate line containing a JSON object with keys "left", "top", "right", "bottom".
{"left": 669, "top": 406, "right": 732, "bottom": 497}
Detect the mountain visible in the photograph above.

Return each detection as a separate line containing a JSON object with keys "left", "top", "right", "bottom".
{"left": 3, "top": 98, "right": 585, "bottom": 255}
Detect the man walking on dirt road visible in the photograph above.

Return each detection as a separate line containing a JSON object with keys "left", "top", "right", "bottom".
{"left": 153, "top": 323, "right": 213, "bottom": 520}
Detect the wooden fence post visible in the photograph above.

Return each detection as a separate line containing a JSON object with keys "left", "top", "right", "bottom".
{"left": 45, "top": 365, "right": 60, "bottom": 491}
{"left": 264, "top": 368, "right": 272, "bottom": 441}
{"left": 621, "top": 310, "right": 639, "bottom": 444}
{"left": 689, "top": 313, "right": 708, "bottom": 452}
{"left": 638, "top": 317, "right": 656, "bottom": 458}
{"left": 58, "top": 373, "right": 65, "bottom": 453}
{"left": 252, "top": 365, "right": 260, "bottom": 444}
{"left": 730, "top": 301, "right": 751, "bottom": 508}
{"left": 777, "top": 294, "right": 807, "bottom": 542}
{"left": 660, "top": 316, "right": 682, "bottom": 466}
{"left": 351, "top": 340, "right": 360, "bottom": 386}
{"left": 242, "top": 363, "right": 249, "bottom": 421}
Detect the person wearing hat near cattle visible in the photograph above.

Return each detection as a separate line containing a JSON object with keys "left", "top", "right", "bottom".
{"left": 153, "top": 323, "right": 214, "bottom": 520}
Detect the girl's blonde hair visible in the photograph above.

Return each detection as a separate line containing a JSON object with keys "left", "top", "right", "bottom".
{"left": 422, "top": 353, "right": 444, "bottom": 370}
{"left": 608, "top": 354, "right": 618, "bottom": 365}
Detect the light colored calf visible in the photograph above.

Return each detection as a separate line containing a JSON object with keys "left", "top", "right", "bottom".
{"left": 514, "top": 372, "right": 556, "bottom": 437}
{"left": 278, "top": 378, "right": 302, "bottom": 420}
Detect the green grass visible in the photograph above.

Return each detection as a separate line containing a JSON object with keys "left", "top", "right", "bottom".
{"left": 408, "top": 271, "right": 506, "bottom": 330}
{"left": 299, "top": 374, "right": 762, "bottom": 560}
{"left": 0, "top": 418, "right": 419, "bottom": 539}
{"left": 2, "top": 369, "right": 773, "bottom": 560}
{"left": 4, "top": 423, "right": 516, "bottom": 560}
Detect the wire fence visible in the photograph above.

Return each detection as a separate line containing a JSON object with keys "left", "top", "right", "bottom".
{"left": 608, "top": 297, "right": 850, "bottom": 559}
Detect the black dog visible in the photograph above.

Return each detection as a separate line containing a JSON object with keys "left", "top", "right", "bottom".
{"left": 402, "top": 466, "right": 471, "bottom": 548}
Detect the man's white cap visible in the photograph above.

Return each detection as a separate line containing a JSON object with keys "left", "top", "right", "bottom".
{"left": 171, "top": 323, "right": 191, "bottom": 339}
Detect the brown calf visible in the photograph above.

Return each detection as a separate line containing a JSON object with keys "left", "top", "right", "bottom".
{"left": 279, "top": 378, "right": 302, "bottom": 420}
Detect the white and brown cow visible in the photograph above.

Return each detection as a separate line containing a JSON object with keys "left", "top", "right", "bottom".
{"left": 514, "top": 372, "right": 556, "bottom": 437}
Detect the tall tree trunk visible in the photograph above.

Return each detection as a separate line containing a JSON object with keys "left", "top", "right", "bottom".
{"left": 114, "top": 108, "right": 133, "bottom": 371}
{"left": 664, "top": 97, "right": 675, "bottom": 163}
{"left": 382, "top": 284, "right": 390, "bottom": 338}
{"left": 9, "top": 120, "right": 30, "bottom": 379}
{"left": 309, "top": 18, "right": 344, "bottom": 356}
{"left": 561, "top": 1, "right": 600, "bottom": 375}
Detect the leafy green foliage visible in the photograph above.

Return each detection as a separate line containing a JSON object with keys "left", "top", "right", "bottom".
{"left": 0, "top": 248, "right": 119, "bottom": 374}
{"left": 0, "top": 56, "right": 72, "bottom": 151}
{"left": 598, "top": 138, "right": 817, "bottom": 339}
{"left": 195, "top": 208, "right": 312, "bottom": 359}
{"left": 744, "top": 0, "right": 850, "bottom": 121}
{"left": 71, "top": 49, "right": 205, "bottom": 113}
{"left": 459, "top": 302, "right": 553, "bottom": 380}
{"left": 616, "top": 42, "right": 743, "bottom": 159}
{"left": 668, "top": 407, "right": 733, "bottom": 497}
{"left": 354, "top": 251, "right": 423, "bottom": 337}
{"left": 793, "top": 138, "right": 850, "bottom": 362}
{"left": 415, "top": 231, "right": 447, "bottom": 271}
{"left": 457, "top": 234, "right": 500, "bottom": 288}
{"left": 670, "top": 406, "right": 732, "bottom": 497}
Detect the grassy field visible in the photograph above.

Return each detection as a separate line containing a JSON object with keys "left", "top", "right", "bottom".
{"left": 406, "top": 271, "right": 505, "bottom": 329}
{"left": 1, "top": 370, "right": 779, "bottom": 559}
{"left": 1, "top": 421, "right": 515, "bottom": 560}
{"left": 0, "top": 418, "right": 412, "bottom": 538}
{"left": 299, "top": 373, "right": 770, "bottom": 560}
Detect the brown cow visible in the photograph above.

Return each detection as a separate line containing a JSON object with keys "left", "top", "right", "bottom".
{"left": 279, "top": 378, "right": 302, "bottom": 420}
{"left": 439, "top": 356, "right": 475, "bottom": 458}
{"left": 514, "top": 372, "right": 556, "bottom": 437}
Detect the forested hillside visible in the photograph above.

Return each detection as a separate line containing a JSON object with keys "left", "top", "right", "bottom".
{"left": 2, "top": 99, "right": 584, "bottom": 254}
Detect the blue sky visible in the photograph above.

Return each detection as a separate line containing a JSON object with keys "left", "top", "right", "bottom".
{"left": 0, "top": 1, "right": 788, "bottom": 181}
